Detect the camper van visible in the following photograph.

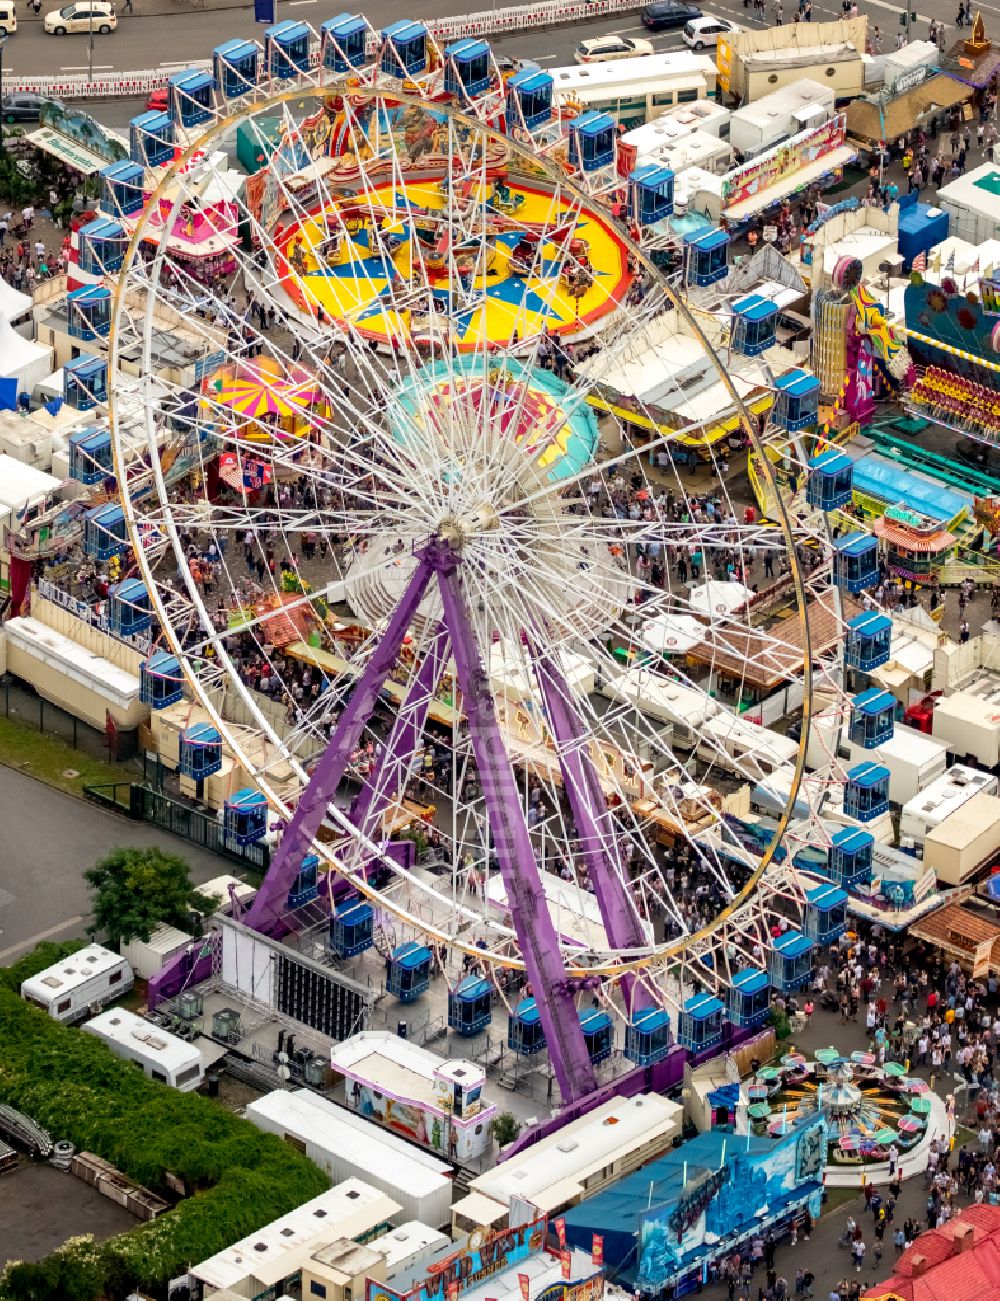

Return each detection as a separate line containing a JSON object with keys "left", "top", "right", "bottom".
{"left": 83, "top": 1008, "right": 205, "bottom": 1091}
{"left": 21, "top": 943, "right": 133, "bottom": 1023}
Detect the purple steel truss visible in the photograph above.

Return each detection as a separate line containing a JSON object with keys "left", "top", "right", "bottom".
{"left": 243, "top": 553, "right": 437, "bottom": 936}
{"left": 169, "top": 536, "right": 601, "bottom": 1100}
{"left": 433, "top": 541, "right": 597, "bottom": 1102}
{"left": 532, "top": 648, "right": 651, "bottom": 1013}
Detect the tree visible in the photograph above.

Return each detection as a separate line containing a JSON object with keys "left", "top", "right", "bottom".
{"left": 85, "top": 847, "right": 200, "bottom": 948}
{"left": 491, "top": 1111, "right": 521, "bottom": 1149}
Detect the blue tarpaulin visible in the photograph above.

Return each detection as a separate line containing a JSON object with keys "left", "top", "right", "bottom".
{"left": 0, "top": 378, "right": 17, "bottom": 411}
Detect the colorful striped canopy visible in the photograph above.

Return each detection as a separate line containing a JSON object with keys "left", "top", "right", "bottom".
{"left": 209, "top": 358, "right": 322, "bottom": 419}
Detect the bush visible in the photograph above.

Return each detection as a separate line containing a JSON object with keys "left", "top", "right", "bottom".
{"left": 0, "top": 962, "right": 328, "bottom": 1301}
{"left": 768, "top": 1006, "right": 792, "bottom": 1041}
{"left": 491, "top": 1110, "right": 521, "bottom": 1148}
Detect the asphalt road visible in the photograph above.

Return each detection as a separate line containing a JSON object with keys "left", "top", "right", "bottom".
{"left": 0, "top": 767, "right": 235, "bottom": 960}
{"left": 6, "top": 0, "right": 1000, "bottom": 83}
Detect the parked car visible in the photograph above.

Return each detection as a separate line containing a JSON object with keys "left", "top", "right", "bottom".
{"left": 44, "top": 1, "right": 116, "bottom": 33}
{"left": 641, "top": 0, "right": 702, "bottom": 30}
{"left": 574, "top": 34, "right": 655, "bottom": 63}
{"left": 2, "top": 93, "right": 51, "bottom": 123}
{"left": 682, "top": 14, "right": 738, "bottom": 47}
{"left": 0, "top": 1, "right": 17, "bottom": 36}
{"left": 145, "top": 86, "right": 168, "bottom": 111}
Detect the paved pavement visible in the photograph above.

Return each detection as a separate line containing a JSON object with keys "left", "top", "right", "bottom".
{"left": 5, "top": 0, "right": 1000, "bottom": 80}
{"left": 0, "top": 1162, "right": 138, "bottom": 1267}
{"left": 0, "top": 767, "right": 236, "bottom": 960}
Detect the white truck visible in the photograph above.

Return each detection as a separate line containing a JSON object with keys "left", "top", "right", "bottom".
{"left": 931, "top": 690, "right": 1000, "bottom": 769}
{"left": 728, "top": 78, "right": 835, "bottom": 157}
{"left": 21, "top": 944, "right": 133, "bottom": 1023}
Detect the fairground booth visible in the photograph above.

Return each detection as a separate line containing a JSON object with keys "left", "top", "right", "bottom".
{"left": 363, "top": 1217, "right": 605, "bottom": 1301}
{"left": 559, "top": 1121, "right": 826, "bottom": 1297}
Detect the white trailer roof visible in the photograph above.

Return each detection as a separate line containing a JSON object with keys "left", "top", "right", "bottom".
{"left": 370, "top": 1220, "right": 452, "bottom": 1274}
{"left": 466, "top": 1094, "right": 681, "bottom": 1215}
{"left": 246, "top": 1089, "right": 452, "bottom": 1198}
{"left": 0, "top": 453, "right": 60, "bottom": 511}
{"left": 192, "top": 1181, "right": 401, "bottom": 1290}
{"left": 937, "top": 164, "right": 1000, "bottom": 219}
{"left": 901, "top": 763, "right": 998, "bottom": 827}
{"left": 4, "top": 616, "right": 141, "bottom": 708}
{"left": 21, "top": 943, "right": 127, "bottom": 1001}
{"left": 83, "top": 1008, "right": 201, "bottom": 1073}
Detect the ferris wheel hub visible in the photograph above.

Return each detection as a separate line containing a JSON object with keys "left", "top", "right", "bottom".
{"left": 438, "top": 502, "right": 500, "bottom": 549}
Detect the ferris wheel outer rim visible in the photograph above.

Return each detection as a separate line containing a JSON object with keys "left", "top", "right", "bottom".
{"left": 107, "top": 79, "right": 813, "bottom": 981}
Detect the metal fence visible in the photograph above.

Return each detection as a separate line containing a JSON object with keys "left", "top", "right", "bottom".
{"left": 0, "top": 675, "right": 140, "bottom": 767}
{"left": 140, "top": 787, "right": 271, "bottom": 870}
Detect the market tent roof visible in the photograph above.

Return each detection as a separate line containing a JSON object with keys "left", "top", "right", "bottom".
{"left": 845, "top": 75, "right": 972, "bottom": 144}
{"left": 0, "top": 313, "right": 53, "bottom": 396}
{"left": 0, "top": 276, "right": 31, "bottom": 320}
{"left": 27, "top": 123, "right": 126, "bottom": 175}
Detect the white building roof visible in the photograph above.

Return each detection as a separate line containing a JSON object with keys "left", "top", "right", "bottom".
{"left": 937, "top": 165, "right": 1000, "bottom": 220}
{"left": 329, "top": 1032, "right": 485, "bottom": 1114}
{"left": 0, "top": 453, "right": 61, "bottom": 512}
{"left": 82, "top": 1007, "right": 201, "bottom": 1072}
{"left": 4, "top": 617, "right": 141, "bottom": 708}
{"left": 369, "top": 1220, "right": 452, "bottom": 1275}
{"left": 21, "top": 943, "right": 126, "bottom": 1000}
{"left": 730, "top": 77, "right": 834, "bottom": 128}
{"left": 246, "top": 1090, "right": 453, "bottom": 1198}
{"left": 192, "top": 1182, "right": 401, "bottom": 1290}
{"left": 466, "top": 1094, "right": 681, "bottom": 1215}
{"left": 0, "top": 275, "right": 32, "bottom": 319}
{"left": 901, "top": 762, "right": 998, "bottom": 827}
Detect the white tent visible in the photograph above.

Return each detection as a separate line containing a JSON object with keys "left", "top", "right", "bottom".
{"left": 0, "top": 275, "right": 32, "bottom": 322}
{"left": 638, "top": 611, "right": 704, "bottom": 654}
{"left": 688, "top": 580, "right": 752, "bottom": 619}
{"left": 0, "top": 314, "right": 52, "bottom": 399}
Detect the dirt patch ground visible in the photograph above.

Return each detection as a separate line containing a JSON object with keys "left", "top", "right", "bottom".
{"left": 0, "top": 1160, "right": 138, "bottom": 1266}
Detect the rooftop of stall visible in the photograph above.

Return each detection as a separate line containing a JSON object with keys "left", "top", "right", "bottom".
{"left": 236, "top": 115, "right": 285, "bottom": 174}
{"left": 895, "top": 191, "right": 949, "bottom": 269}
{"left": 558, "top": 1124, "right": 824, "bottom": 1284}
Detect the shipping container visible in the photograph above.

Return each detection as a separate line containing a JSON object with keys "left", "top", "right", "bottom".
{"left": 931, "top": 690, "right": 1000, "bottom": 768}
{"left": 921, "top": 791, "right": 1000, "bottom": 886}
{"left": 120, "top": 924, "right": 192, "bottom": 980}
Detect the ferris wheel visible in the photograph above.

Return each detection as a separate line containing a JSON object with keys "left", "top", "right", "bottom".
{"left": 91, "top": 69, "right": 851, "bottom": 1104}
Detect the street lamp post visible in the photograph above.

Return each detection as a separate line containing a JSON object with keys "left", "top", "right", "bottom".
{"left": 0, "top": 32, "right": 8, "bottom": 155}
{"left": 88, "top": 8, "right": 94, "bottom": 83}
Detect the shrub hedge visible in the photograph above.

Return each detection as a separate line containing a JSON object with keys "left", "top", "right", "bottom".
{"left": 0, "top": 944, "right": 328, "bottom": 1301}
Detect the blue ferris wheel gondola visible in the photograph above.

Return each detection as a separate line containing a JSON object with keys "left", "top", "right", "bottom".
{"left": 141, "top": 651, "right": 184, "bottom": 708}
{"left": 178, "top": 722, "right": 223, "bottom": 781}
{"left": 448, "top": 974, "right": 492, "bottom": 1036}
{"left": 321, "top": 13, "right": 369, "bottom": 70}
{"left": 387, "top": 940, "right": 432, "bottom": 1002}
{"left": 224, "top": 787, "right": 269, "bottom": 844}
{"left": 677, "top": 993, "right": 725, "bottom": 1051}
{"left": 624, "top": 1007, "right": 671, "bottom": 1065}
{"left": 726, "top": 968, "right": 770, "bottom": 1028}
{"left": 109, "top": 578, "right": 152, "bottom": 636}
{"left": 508, "top": 997, "right": 545, "bottom": 1055}
{"left": 330, "top": 900, "right": 374, "bottom": 957}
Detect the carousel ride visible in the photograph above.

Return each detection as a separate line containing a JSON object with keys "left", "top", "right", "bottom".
{"left": 56, "top": 24, "right": 901, "bottom": 1112}
{"left": 746, "top": 1049, "right": 936, "bottom": 1166}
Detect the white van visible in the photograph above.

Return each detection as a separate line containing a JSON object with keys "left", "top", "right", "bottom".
{"left": 83, "top": 1008, "right": 204, "bottom": 1091}
{"left": 21, "top": 943, "right": 133, "bottom": 1023}
{"left": 0, "top": 3, "right": 17, "bottom": 35}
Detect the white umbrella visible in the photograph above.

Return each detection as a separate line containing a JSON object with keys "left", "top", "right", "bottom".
{"left": 688, "top": 580, "right": 751, "bottom": 618}
{"left": 638, "top": 611, "right": 704, "bottom": 654}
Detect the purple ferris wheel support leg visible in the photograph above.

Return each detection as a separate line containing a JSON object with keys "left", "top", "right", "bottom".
{"left": 244, "top": 555, "right": 436, "bottom": 937}
{"left": 349, "top": 626, "right": 451, "bottom": 842}
{"left": 532, "top": 649, "right": 652, "bottom": 1014}
{"left": 432, "top": 542, "right": 597, "bottom": 1105}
